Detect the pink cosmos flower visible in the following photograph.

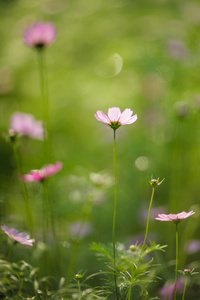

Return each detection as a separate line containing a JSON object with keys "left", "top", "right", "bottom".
{"left": 155, "top": 211, "right": 195, "bottom": 223}
{"left": 2, "top": 225, "right": 35, "bottom": 246}
{"left": 19, "top": 161, "right": 62, "bottom": 182}
{"left": 10, "top": 112, "right": 44, "bottom": 140}
{"left": 95, "top": 107, "right": 137, "bottom": 130}
{"left": 159, "top": 278, "right": 183, "bottom": 300}
{"left": 68, "top": 221, "right": 93, "bottom": 239}
{"left": 186, "top": 239, "right": 200, "bottom": 254}
{"left": 23, "top": 22, "right": 56, "bottom": 48}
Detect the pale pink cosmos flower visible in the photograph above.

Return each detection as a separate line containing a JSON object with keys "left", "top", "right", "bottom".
{"left": 10, "top": 112, "right": 44, "bottom": 140}
{"left": 2, "top": 225, "right": 35, "bottom": 246}
{"left": 155, "top": 211, "right": 195, "bottom": 223}
{"left": 139, "top": 206, "right": 167, "bottom": 223}
{"left": 95, "top": 107, "right": 137, "bottom": 130}
{"left": 68, "top": 221, "right": 93, "bottom": 239}
{"left": 19, "top": 161, "right": 62, "bottom": 182}
{"left": 186, "top": 239, "right": 200, "bottom": 254}
{"left": 23, "top": 22, "right": 56, "bottom": 48}
{"left": 159, "top": 278, "right": 183, "bottom": 300}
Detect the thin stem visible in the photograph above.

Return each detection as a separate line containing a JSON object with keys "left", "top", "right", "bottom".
{"left": 42, "top": 181, "right": 48, "bottom": 244}
{"left": 40, "top": 180, "right": 49, "bottom": 276}
{"left": 42, "top": 179, "right": 56, "bottom": 242}
{"left": 37, "top": 49, "right": 51, "bottom": 163}
{"left": 12, "top": 142, "right": 33, "bottom": 235}
{"left": 182, "top": 276, "right": 187, "bottom": 300}
{"left": 66, "top": 238, "right": 80, "bottom": 286}
{"left": 174, "top": 223, "right": 179, "bottom": 300}
{"left": 127, "top": 256, "right": 134, "bottom": 300}
{"left": 17, "top": 278, "right": 23, "bottom": 297}
{"left": 3, "top": 243, "right": 14, "bottom": 286}
{"left": 7, "top": 243, "right": 13, "bottom": 262}
{"left": 77, "top": 280, "right": 81, "bottom": 297}
{"left": 112, "top": 129, "right": 118, "bottom": 299}
{"left": 141, "top": 187, "right": 155, "bottom": 251}
{"left": 37, "top": 48, "right": 54, "bottom": 276}
{"left": 127, "top": 280, "right": 132, "bottom": 300}
{"left": 66, "top": 199, "right": 93, "bottom": 284}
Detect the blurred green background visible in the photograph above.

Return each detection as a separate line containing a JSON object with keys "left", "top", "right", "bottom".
{"left": 0, "top": 0, "right": 200, "bottom": 297}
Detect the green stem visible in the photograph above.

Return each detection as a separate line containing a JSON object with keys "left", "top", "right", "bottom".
{"left": 127, "top": 256, "right": 134, "bottom": 300}
{"left": 41, "top": 180, "right": 49, "bottom": 276}
{"left": 66, "top": 198, "right": 93, "bottom": 284}
{"left": 37, "top": 49, "right": 51, "bottom": 163}
{"left": 112, "top": 129, "right": 118, "bottom": 299}
{"left": 42, "top": 179, "right": 56, "bottom": 242}
{"left": 182, "top": 276, "right": 187, "bottom": 300}
{"left": 41, "top": 179, "right": 54, "bottom": 276}
{"left": 7, "top": 243, "right": 13, "bottom": 262}
{"left": 141, "top": 187, "right": 155, "bottom": 251}
{"left": 17, "top": 278, "right": 23, "bottom": 297}
{"left": 78, "top": 280, "right": 81, "bottom": 296}
{"left": 12, "top": 142, "right": 33, "bottom": 236}
{"left": 37, "top": 48, "right": 54, "bottom": 277}
{"left": 174, "top": 223, "right": 179, "bottom": 300}
{"left": 3, "top": 243, "right": 14, "bottom": 286}
{"left": 42, "top": 180, "right": 48, "bottom": 244}
{"left": 127, "top": 280, "right": 132, "bottom": 300}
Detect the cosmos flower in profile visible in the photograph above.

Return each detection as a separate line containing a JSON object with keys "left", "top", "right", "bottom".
{"left": 155, "top": 211, "right": 195, "bottom": 224}
{"left": 2, "top": 225, "right": 34, "bottom": 246}
{"left": 19, "top": 162, "right": 63, "bottom": 182}
{"left": 10, "top": 112, "right": 44, "bottom": 140}
{"left": 95, "top": 107, "right": 137, "bottom": 130}
{"left": 23, "top": 22, "right": 56, "bottom": 49}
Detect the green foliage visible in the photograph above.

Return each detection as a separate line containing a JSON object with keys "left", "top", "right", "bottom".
{"left": 139, "top": 241, "right": 167, "bottom": 259}
{"left": 88, "top": 241, "right": 167, "bottom": 299}
{"left": 0, "top": 0, "right": 200, "bottom": 298}
{"left": 0, "top": 259, "right": 76, "bottom": 299}
{"left": 0, "top": 259, "right": 39, "bottom": 299}
{"left": 89, "top": 242, "right": 113, "bottom": 263}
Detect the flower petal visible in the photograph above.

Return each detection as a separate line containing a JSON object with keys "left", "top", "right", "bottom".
{"left": 41, "top": 161, "right": 63, "bottom": 178}
{"left": 19, "top": 172, "right": 43, "bottom": 182}
{"left": 1, "top": 225, "right": 34, "bottom": 246}
{"left": 119, "top": 108, "right": 133, "bottom": 123}
{"left": 156, "top": 211, "right": 195, "bottom": 222}
{"left": 23, "top": 22, "right": 56, "bottom": 47}
{"left": 108, "top": 107, "right": 121, "bottom": 122}
{"left": 95, "top": 110, "right": 110, "bottom": 124}
{"left": 10, "top": 112, "right": 44, "bottom": 140}
{"left": 121, "top": 114, "right": 138, "bottom": 125}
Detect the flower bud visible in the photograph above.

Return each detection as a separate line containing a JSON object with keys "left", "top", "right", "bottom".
{"left": 8, "top": 129, "right": 17, "bottom": 143}
{"left": 129, "top": 244, "right": 137, "bottom": 252}
{"left": 150, "top": 177, "right": 165, "bottom": 188}
{"left": 75, "top": 273, "right": 84, "bottom": 280}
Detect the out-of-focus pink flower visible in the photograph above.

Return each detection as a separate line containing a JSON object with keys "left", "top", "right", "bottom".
{"left": 95, "top": 107, "right": 137, "bottom": 130}
{"left": 155, "top": 211, "right": 195, "bottom": 224}
{"left": 159, "top": 278, "right": 183, "bottom": 300}
{"left": 139, "top": 206, "right": 166, "bottom": 223}
{"left": 159, "top": 282, "right": 174, "bottom": 300}
{"left": 19, "top": 161, "right": 62, "bottom": 182}
{"left": 186, "top": 239, "right": 200, "bottom": 254}
{"left": 167, "top": 39, "right": 188, "bottom": 60}
{"left": 10, "top": 112, "right": 43, "bottom": 140}
{"left": 126, "top": 233, "right": 157, "bottom": 247}
{"left": 23, "top": 22, "right": 56, "bottom": 48}
{"left": 68, "top": 221, "right": 92, "bottom": 239}
{"left": 1, "top": 225, "right": 34, "bottom": 246}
